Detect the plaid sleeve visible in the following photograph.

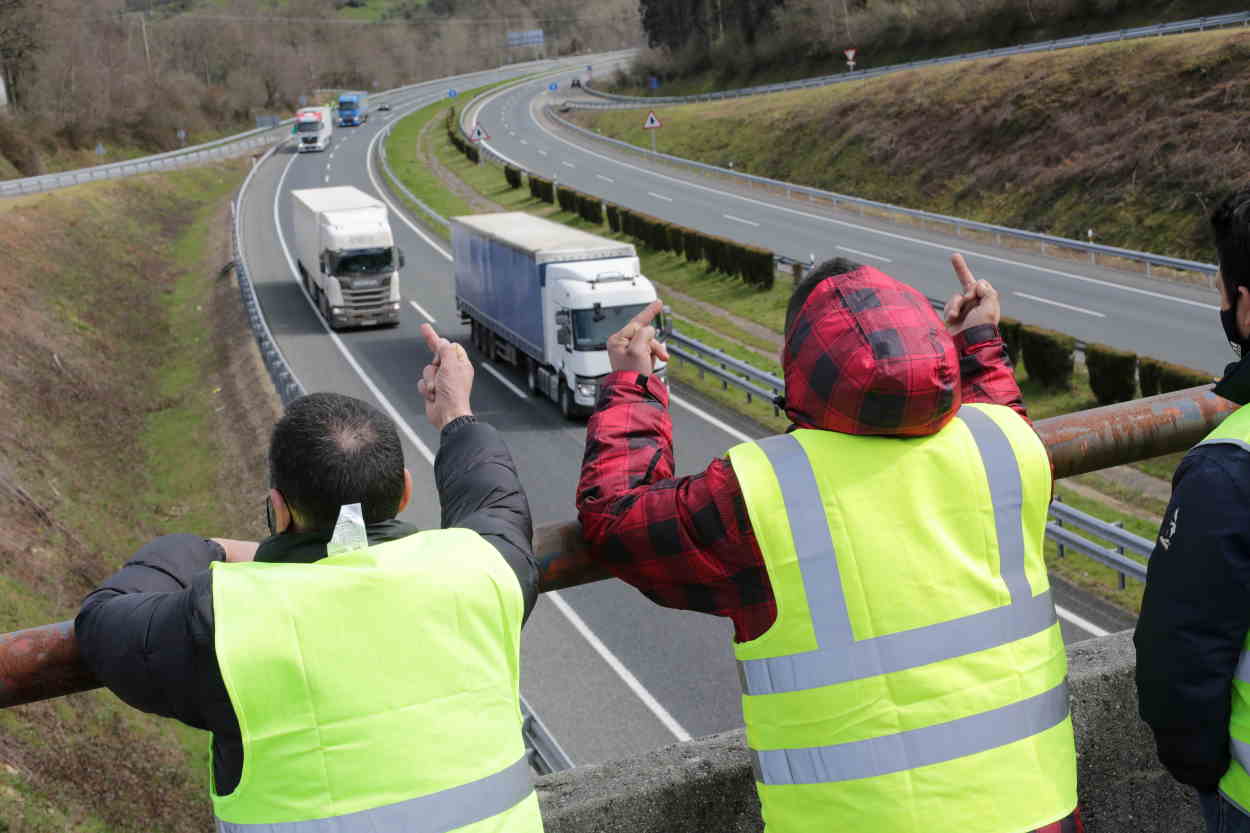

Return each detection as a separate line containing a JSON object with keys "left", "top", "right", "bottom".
{"left": 576, "top": 371, "right": 776, "bottom": 642}
{"left": 956, "top": 324, "right": 1029, "bottom": 423}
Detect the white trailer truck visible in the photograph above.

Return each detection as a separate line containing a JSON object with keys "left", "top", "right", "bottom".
{"left": 293, "top": 106, "right": 333, "bottom": 152}
{"left": 452, "top": 212, "right": 665, "bottom": 419}
{"left": 291, "top": 186, "right": 403, "bottom": 330}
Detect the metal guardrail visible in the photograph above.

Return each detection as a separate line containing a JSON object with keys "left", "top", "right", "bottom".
{"left": 544, "top": 106, "right": 1220, "bottom": 283}
{"left": 579, "top": 12, "right": 1250, "bottom": 109}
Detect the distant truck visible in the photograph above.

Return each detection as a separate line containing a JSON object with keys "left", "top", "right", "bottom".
{"left": 291, "top": 186, "right": 403, "bottom": 330}
{"left": 292, "top": 106, "right": 333, "bottom": 152}
{"left": 337, "top": 92, "right": 369, "bottom": 126}
{"left": 452, "top": 213, "right": 665, "bottom": 418}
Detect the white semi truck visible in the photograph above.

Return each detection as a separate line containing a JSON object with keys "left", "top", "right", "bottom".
{"left": 293, "top": 106, "right": 333, "bottom": 152}
{"left": 452, "top": 212, "right": 665, "bottom": 418}
{"left": 291, "top": 186, "right": 403, "bottom": 330}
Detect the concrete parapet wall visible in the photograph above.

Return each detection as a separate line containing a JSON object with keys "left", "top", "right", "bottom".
{"left": 536, "top": 630, "right": 1202, "bottom": 833}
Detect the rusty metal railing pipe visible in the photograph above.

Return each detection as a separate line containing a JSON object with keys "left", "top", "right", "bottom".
{"left": 1, "top": 384, "right": 1237, "bottom": 710}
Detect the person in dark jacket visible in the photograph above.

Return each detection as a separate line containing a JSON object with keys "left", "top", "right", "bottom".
{"left": 75, "top": 324, "right": 543, "bottom": 832}
{"left": 1136, "top": 189, "right": 1250, "bottom": 833}
{"left": 577, "top": 255, "right": 1082, "bottom": 833}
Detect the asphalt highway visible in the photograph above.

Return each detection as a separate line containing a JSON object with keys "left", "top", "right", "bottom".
{"left": 238, "top": 58, "right": 1145, "bottom": 769}
{"left": 474, "top": 78, "right": 1231, "bottom": 376}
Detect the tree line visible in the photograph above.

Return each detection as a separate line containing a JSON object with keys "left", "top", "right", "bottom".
{"left": 0, "top": 0, "right": 640, "bottom": 174}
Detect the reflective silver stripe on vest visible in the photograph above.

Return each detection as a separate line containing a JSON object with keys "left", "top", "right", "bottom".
{"left": 752, "top": 681, "right": 1070, "bottom": 785}
{"left": 1198, "top": 437, "right": 1250, "bottom": 455}
{"left": 738, "top": 408, "right": 1057, "bottom": 696}
{"left": 1234, "top": 737, "right": 1250, "bottom": 775}
{"left": 216, "top": 754, "right": 533, "bottom": 833}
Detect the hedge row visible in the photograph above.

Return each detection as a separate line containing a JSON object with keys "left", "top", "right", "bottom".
{"left": 504, "top": 165, "right": 522, "bottom": 189}
{"left": 614, "top": 206, "right": 774, "bottom": 290}
{"left": 1006, "top": 323, "right": 1212, "bottom": 404}
{"left": 445, "top": 107, "right": 479, "bottom": 163}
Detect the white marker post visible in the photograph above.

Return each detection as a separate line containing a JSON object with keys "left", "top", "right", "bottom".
{"left": 643, "top": 110, "right": 662, "bottom": 154}
{"left": 844, "top": 47, "right": 857, "bottom": 72}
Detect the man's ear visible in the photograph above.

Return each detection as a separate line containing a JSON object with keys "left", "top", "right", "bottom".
{"left": 269, "top": 488, "right": 294, "bottom": 534}
{"left": 398, "top": 469, "right": 412, "bottom": 514}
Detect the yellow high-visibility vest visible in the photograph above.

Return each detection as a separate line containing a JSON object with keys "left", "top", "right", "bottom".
{"left": 727, "top": 404, "right": 1077, "bottom": 833}
{"left": 209, "top": 528, "right": 543, "bottom": 833}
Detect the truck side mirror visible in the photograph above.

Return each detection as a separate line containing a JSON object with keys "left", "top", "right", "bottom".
{"left": 319, "top": 255, "right": 327, "bottom": 275}
{"left": 557, "top": 326, "right": 571, "bottom": 347}
{"left": 397, "top": 249, "right": 405, "bottom": 269}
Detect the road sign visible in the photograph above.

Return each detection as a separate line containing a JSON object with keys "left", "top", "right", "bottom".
{"left": 643, "top": 111, "right": 662, "bottom": 129}
{"left": 548, "top": 82, "right": 558, "bottom": 91}
{"left": 448, "top": 89, "right": 458, "bottom": 98}
{"left": 469, "top": 124, "right": 490, "bottom": 142}
{"left": 844, "top": 48, "right": 857, "bottom": 61}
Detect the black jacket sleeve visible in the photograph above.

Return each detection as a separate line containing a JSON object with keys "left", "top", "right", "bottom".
{"left": 1135, "top": 445, "right": 1250, "bottom": 792}
{"left": 435, "top": 416, "right": 539, "bottom": 624}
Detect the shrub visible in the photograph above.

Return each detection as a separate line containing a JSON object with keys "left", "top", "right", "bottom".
{"left": 1138, "top": 357, "right": 1162, "bottom": 397}
{"left": 684, "top": 229, "right": 703, "bottom": 263}
{"left": 621, "top": 209, "right": 635, "bottom": 239}
{"left": 997, "top": 317, "right": 1022, "bottom": 366}
{"left": 579, "top": 194, "right": 603, "bottom": 225}
{"left": 557, "top": 186, "right": 577, "bottom": 213}
{"left": 1157, "top": 360, "right": 1213, "bottom": 393}
{"left": 466, "top": 143, "right": 479, "bottom": 164}
{"left": 606, "top": 204, "right": 621, "bottom": 232}
{"left": 529, "top": 176, "right": 554, "bottom": 204}
{"left": 529, "top": 174, "right": 542, "bottom": 201}
{"left": 504, "top": 165, "right": 522, "bottom": 189}
{"left": 1085, "top": 342, "right": 1137, "bottom": 406}
{"left": 1020, "top": 325, "right": 1075, "bottom": 389}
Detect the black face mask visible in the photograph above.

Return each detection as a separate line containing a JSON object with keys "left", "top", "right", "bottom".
{"left": 1223, "top": 295, "right": 1250, "bottom": 358}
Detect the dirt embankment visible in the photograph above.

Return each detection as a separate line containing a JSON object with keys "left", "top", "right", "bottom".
{"left": 0, "top": 163, "right": 280, "bottom": 831}
{"left": 575, "top": 28, "right": 1250, "bottom": 261}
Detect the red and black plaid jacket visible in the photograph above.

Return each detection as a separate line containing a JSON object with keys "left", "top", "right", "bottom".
{"left": 576, "top": 321, "right": 1028, "bottom": 644}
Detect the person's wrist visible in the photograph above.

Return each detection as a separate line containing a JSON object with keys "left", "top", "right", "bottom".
{"left": 437, "top": 408, "right": 474, "bottom": 431}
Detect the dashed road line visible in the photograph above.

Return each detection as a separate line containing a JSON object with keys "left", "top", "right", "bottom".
{"left": 481, "top": 363, "right": 528, "bottom": 400}
{"left": 408, "top": 300, "right": 436, "bottom": 323}
{"left": 648, "top": 192, "right": 673, "bottom": 202}
{"left": 725, "top": 214, "right": 759, "bottom": 227}
{"left": 837, "top": 245, "right": 892, "bottom": 263}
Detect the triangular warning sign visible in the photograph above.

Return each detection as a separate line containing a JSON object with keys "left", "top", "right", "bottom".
{"left": 643, "top": 111, "right": 662, "bottom": 129}
{"left": 469, "top": 124, "right": 490, "bottom": 142}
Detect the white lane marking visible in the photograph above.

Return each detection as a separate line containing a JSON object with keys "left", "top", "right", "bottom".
{"left": 837, "top": 245, "right": 892, "bottom": 263}
{"left": 525, "top": 107, "right": 1218, "bottom": 312}
{"left": 323, "top": 173, "right": 330, "bottom": 184}
{"left": 538, "top": 149, "right": 549, "bottom": 156}
{"left": 562, "top": 161, "right": 575, "bottom": 168}
{"left": 520, "top": 139, "right": 528, "bottom": 145}
{"left": 271, "top": 149, "right": 438, "bottom": 466}
{"left": 1014, "top": 291, "right": 1106, "bottom": 318}
{"left": 546, "top": 591, "right": 692, "bottom": 741}
{"left": 1055, "top": 604, "right": 1109, "bottom": 638}
{"left": 596, "top": 174, "right": 615, "bottom": 183}
{"left": 670, "top": 394, "right": 753, "bottom": 444}
{"left": 408, "top": 300, "right": 437, "bottom": 323}
{"left": 648, "top": 191, "right": 673, "bottom": 202}
{"left": 509, "top": 130, "right": 516, "bottom": 136}
{"left": 481, "top": 363, "right": 529, "bottom": 400}
{"left": 725, "top": 214, "right": 760, "bottom": 227}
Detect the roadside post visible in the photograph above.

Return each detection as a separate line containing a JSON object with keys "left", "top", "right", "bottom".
{"left": 643, "top": 110, "right": 662, "bottom": 154}
{"left": 845, "top": 47, "right": 857, "bottom": 71}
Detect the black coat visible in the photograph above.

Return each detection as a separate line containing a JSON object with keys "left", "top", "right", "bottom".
{"left": 1135, "top": 357, "right": 1250, "bottom": 793}
{"left": 74, "top": 417, "right": 538, "bottom": 795}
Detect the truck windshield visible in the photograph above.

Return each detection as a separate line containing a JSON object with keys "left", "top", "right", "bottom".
{"left": 572, "top": 303, "right": 648, "bottom": 351}
{"left": 296, "top": 121, "right": 322, "bottom": 133}
{"left": 332, "top": 248, "right": 393, "bottom": 275}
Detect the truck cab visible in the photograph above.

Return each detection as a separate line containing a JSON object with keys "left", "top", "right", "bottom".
{"left": 337, "top": 92, "right": 368, "bottom": 127}
{"left": 545, "top": 260, "right": 667, "bottom": 413}
{"left": 293, "top": 106, "right": 332, "bottom": 152}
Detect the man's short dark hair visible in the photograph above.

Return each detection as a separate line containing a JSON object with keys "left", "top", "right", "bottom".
{"left": 1212, "top": 190, "right": 1250, "bottom": 299}
{"left": 785, "top": 257, "right": 863, "bottom": 339}
{"left": 269, "top": 392, "right": 406, "bottom": 531}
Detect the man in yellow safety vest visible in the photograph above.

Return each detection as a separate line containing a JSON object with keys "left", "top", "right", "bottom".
{"left": 576, "top": 255, "right": 1081, "bottom": 833}
{"left": 76, "top": 324, "right": 544, "bottom": 833}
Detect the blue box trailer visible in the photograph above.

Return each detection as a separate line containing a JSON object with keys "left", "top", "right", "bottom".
{"left": 451, "top": 213, "right": 661, "bottom": 419}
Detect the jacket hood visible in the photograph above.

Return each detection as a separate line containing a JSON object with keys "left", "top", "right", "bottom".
{"left": 783, "top": 265, "right": 959, "bottom": 436}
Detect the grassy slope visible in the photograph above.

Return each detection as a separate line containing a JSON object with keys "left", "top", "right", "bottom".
{"left": 0, "top": 161, "right": 277, "bottom": 831}
{"left": 575, "top": 28, "right": 1250, "bottom": 262}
